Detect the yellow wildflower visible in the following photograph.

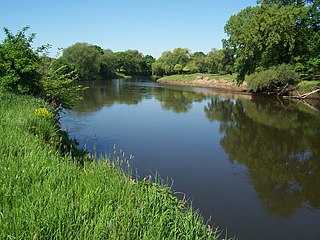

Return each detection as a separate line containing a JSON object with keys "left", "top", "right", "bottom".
{"left": 34, "top": 108, "right": 52, "bottom": 118}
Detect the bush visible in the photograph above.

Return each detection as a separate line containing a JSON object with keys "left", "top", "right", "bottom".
{"left": 247, "top": 64, "right": 298, "bottom": 92}
{"left": 0, "top": 27, "right": 86, "bottom": 109}
{"left": 0, "top": 27, "right": 42, "bottom": 95}
{"left": 40, "top": 63, "right": 86, "bottom": 109}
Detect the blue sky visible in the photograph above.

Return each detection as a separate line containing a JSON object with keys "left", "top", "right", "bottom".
{"left": 0, "top": 0, "right": 257, "bottom": 58}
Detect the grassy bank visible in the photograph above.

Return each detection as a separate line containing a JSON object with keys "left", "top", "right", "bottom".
{"left": 0, "top": 92, "right": 224, "bottom": 239}
{"left": 295, "top": 80, "right": 320, "bottom": 93}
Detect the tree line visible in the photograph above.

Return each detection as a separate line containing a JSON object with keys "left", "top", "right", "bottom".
{"left": 54, "top": 44, "right": 233, "bottom": 80}
{"left": 56, "top": 43, "right": 156, "bottom": 80}
{"left": 1, "top": 0, "right": 319, "bottom": 99}
{"left": 151, "top": 48, "right": 233, "bottom": 76}
{"left": 55, "top": 0, "right": 319, "bottom": 92}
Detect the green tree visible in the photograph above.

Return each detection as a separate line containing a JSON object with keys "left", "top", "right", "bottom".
{"left": 224, "top": 1, "right": 320, "bottom": 82}
{"left": 0, "top": 27, "right": 86, "bottom": 109}
{"left": 152, "top": 60, "right": 166, "bottom": 76}
{"left": 173, "top": 64, "right": 183, "bottom": 74}
{"left": 140, "top": 55, "right": 155, "bottom": 76}
{"left": 152, "top": 48, "right": 191, "bottom": 76}
{"left": 172, "top": 48, "right": 191, "bottom": 67}
{"left": 191, "top": 51, "right": 207, "bottom": 73}
{"left": 152, "top": 50, "right": 174, "bottom": 76}
{"left": 0, "top": 27, "right": 43, "bottom": 94}
{"left": 40, "top": 63, "right": 86, "bottom": 109}
{"left": 99, "top": 49, "right": 117, "bottom": 77}
{"left": 116, "top": 50, "right": 145, "bottom": 75}
{"left": 206, "top": 49, "right": 224, "bottom": 74}
{"left": 50, "top": 56, "right": 78, "bottom": 75}
{"left": 247, "top": 64, "right": 299, "bottom": 92}
{"left": 183, "top": 61, "right": 198, "bottom": 74}
{"left": 62, "top": 42, "right": 101, "bottom": 80}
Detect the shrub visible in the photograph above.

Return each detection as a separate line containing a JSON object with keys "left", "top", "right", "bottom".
{"left": 0, "top": 27, "right": 42, "bottom": 95}
{"left": 247, "top": 64, "right": 298, "bottom": 92}
{"left": 0, "top": 27, "right": 86, "bottom": 109}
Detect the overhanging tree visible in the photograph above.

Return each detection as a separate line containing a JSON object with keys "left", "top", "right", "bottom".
{"left": 224, "top": 0, "right": 320, "bottom": 82}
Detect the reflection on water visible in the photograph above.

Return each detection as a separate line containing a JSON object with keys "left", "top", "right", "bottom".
{"left": 205, "top": 97, "right": 320, "bottom": 218}
{"left": 72, "top": 79, "right": 208, "bottom": 114}
{"left": 62, "top": 79, "right": 320, "bottom": 240}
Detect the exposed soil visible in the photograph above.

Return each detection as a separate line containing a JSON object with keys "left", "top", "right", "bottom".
{"left": 157, "top": 76, "right": 247, "bottom": 92}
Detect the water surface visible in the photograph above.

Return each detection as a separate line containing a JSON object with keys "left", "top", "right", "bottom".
{"left": 61, "top": 79, "right": 320, "bottom": 240}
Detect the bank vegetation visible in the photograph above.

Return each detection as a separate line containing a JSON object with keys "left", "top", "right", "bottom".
{"left": 0, "top": 27, "right": 228, "bottom": 239}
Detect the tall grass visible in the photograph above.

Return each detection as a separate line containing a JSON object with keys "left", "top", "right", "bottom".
{"left": 0, "top": 92, "right": 226, "bottom": 239}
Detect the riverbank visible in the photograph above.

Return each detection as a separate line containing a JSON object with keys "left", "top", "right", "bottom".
{"left": 0, "top": 91, "right": 224, "bottom": 239}
{"left": 157, "top": 73, "right": 247, "bottom": 92}
{"left": 157, "top": 74, "right": 320, "bottom": 99}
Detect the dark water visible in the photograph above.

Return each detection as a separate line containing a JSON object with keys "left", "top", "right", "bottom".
{"left": 61, "top": 79, "right": 320, "bottom": 240}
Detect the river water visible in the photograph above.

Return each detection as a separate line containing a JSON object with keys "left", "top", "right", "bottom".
{"left": 60, "top": 79, "right": 320, "bottom": 240}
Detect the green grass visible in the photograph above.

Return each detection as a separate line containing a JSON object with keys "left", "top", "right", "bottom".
{"left": 295, "top": 80, "right": 320, "bottom": 93}
{"left": 158, "top": 73, "right": 237, "bottom": 82}
{"left": 0, "top": 91, "right": 225, "bottom": 239}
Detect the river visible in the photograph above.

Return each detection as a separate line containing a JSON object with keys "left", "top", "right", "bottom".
{"left": 60, "top": 79, "right": 320, "bottom": 240}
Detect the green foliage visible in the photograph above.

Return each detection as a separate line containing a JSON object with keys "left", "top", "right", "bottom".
{"left": 62, "top": 42, "right": 101, "bottom": 80}
{"left": 141, "top": 55, "right": 155, "bottom": 76}
{"left": 206, "top": 49, "right": 224, "bottom": 74}
{"left": 116, "top": 50, "right": 145, "bottom": 75}
{"left": 40, "top": 63, "right": 87, "bottom": 109}
{"left": 184, "top": 61, "right": 198, "bottom": 74}
{"left": 0, "top": 27, "right": 86, "bottom": 109}
{"left": 174, "top": 63, "right": 183, "bottom": 73}
{"left": 247, "top": 64, "right": 299, "bottom": 91}
{"left": 50, "top": 55, "right": 78, "bottom": 74}
{"left": 99, "top": 49, "right": 118, "bottom": 77}
{"left": 0, "top": 92, "right": 223, "bottom": 239}
{"left": 224, "top": 0, "right": 320, "bottom": 82}
{"left": 152, "top": 48, "right": 232, "bottom": 77}
{"left": 152, "top": 60, "right": 166, "bottom": 76}
{"left": 307, "top": 56, "right": 320, "bottom": 75}
{"left": 0, "top": 27, "right": 43, "bottom": 94}
{"left": 295, "top": 80, "right": 320, "bottom": 92}
{"left": 61, "top": 45, "right": 154, "bottom": 78}
{"left": 191, "top": 51, "right": 207, "bottom": 73}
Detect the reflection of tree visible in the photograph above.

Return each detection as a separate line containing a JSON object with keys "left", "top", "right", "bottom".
{"left": 73, "top": 79, "right": 206, "bottom": 113}
{"left": 73, "top": 80, "right": 208, "bottom": 114}
{"left": 204, "top": 97, "right": 320, "bottom": 218}
{"left": 72, "top": 80, "right": 145, "bottom": 114}
{"left": 154, "top": 88, "right": 206, "bottom": 113}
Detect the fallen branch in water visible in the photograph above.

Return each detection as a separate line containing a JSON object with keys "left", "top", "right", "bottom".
{"left": 277, "top": 83, "right": 290, "bottom": 96}
{"left": 289, "top": 89, "right": 320, "bottom": 99}
{"left": 297, "top": 100, "right": 320, "bottom": 112}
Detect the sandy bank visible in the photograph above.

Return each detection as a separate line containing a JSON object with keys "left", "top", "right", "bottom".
{"left": 157, "top": 75, "right": 247, "bottom": 92}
